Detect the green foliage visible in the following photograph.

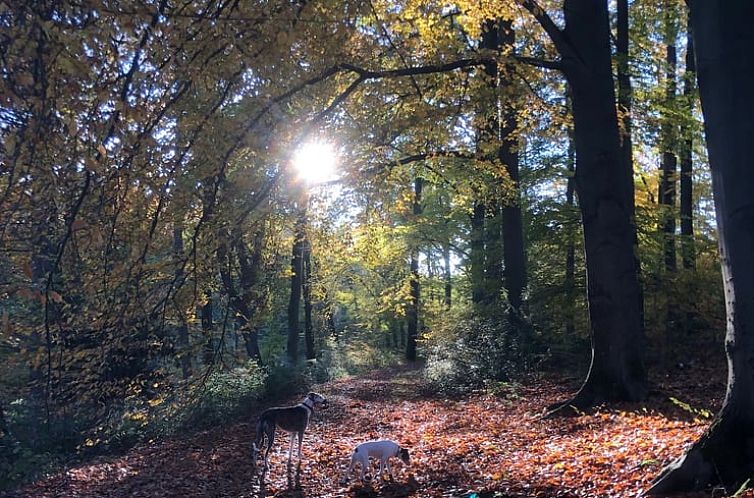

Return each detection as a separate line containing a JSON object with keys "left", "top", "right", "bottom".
{"left": 423, "top": 309, "right": 525, "bottom": 393}
{"left": 180, "top": 362, "right": 268, "bottom": 429}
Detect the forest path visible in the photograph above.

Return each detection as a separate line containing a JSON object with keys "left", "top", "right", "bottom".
{"left": 5, "top": 366, "right": 725, "bottom": 498}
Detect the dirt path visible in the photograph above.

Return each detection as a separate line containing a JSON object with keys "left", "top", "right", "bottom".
{"left": 2, "top": 367, "right": 727, "bottom": 497}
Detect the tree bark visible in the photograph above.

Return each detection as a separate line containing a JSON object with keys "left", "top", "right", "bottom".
{"left": 659, "top": 5, "right": 678, "bottom": 273}
{"left": 200, "top": 292, "right": 214, "bottom": 367}
{"left": 287, "top": 208, "right": 306, "bottom": 362}
{"left": 564, "top": 118, "right": 576, "bottom": 338}
{"left": 303, "top": 237, "right": 315, "bottom": 360}
{"left": 217, "top": 226, "right": 264, "bottom": 362}
{"left": 443, "top": 239, "right": 452, "bottom": 309}
{"left": 498, "top": 20, "right": 527, "bottom": 317}
{"left": 679, "top": 10, "right": 696, "bottom": 271}
{"left": 406, "top": 177, "right": 423, "bottom": 362}
{"left": 173, "top": 225, "right": 192, "bottom": 379}
{"left": 648, "top": 1, "right": 754, "bottom": 493}
{"left": 546, "top": 0, "right": 646, "bottom": 410}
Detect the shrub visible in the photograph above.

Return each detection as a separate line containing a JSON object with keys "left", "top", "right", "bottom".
{"left": 423, "top": 309, "right": 525, "bottom": 393}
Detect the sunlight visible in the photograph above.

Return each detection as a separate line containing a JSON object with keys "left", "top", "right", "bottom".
{"left": 293, "top": 141, "right": 338, "bottom": 184}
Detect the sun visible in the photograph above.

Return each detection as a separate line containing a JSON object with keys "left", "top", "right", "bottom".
{"left": 293, "top": 141, "right": 338, "bottom": 184}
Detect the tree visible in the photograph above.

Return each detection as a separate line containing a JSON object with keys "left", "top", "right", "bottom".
{"left": 521, "top": 0, "right": 647, "bottom": 409}
{"left": 406, "top": 177, "right": 423, "bottom": 362}
{"left": 498, "top": 20, "right": 527, "bottom": 321}
{"left": 648, "top": 0, "right": 754, "bottom": 493}
{"left": 659, "top": 2, "right": 678, "bottom": 273}
{"left": 679, "top": 7, "right": 696, "bottom": 271}
{"left": 287, "top": 205, "right": 307, "bottom": 362}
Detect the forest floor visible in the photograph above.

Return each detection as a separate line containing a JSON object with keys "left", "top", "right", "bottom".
{"left": 2, "top": 360, "right": 746, "bottom": 498}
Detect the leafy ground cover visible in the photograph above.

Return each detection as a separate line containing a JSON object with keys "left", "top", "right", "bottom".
{"left": 2, "top": 363, "right": 745, "bottom": 498}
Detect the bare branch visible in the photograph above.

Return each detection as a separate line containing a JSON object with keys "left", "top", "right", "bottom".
{"left": 514, "top": 54, "right": 563, "bottom": 71}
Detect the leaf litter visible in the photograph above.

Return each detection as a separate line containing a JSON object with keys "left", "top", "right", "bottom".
{"left": 5, "top": 364, "right": 750, "bottom": 498}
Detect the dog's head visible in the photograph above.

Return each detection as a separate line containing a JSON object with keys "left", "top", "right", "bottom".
{"left": 306, "top": 392, "right": 328, "bottom": 409}
{"left": 399, "top": 447, "right": 410, "bottom": 464}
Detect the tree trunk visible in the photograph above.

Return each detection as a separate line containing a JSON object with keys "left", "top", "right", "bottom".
{"left": 484, "top": 200, "right": 503, "bottom": 304}
{"left": 564, "top": 118, "right": 576, "bottom": 338}
{"left": 549, "top": 0, "right": 647, "bottom": 410}
{"left": 616, "top": 0, "right": 633, "bottom": 180}
{"left": 200, "top": 292, "right": 214, "bottom": 367}
{"left": 406, "top": 177, "right": 423, "bottom": 362}
{"left": 217, "top": 228, "right": 264, "bottom": 362}
{"left": 303, "top": 237, "right": 315, "bottom": 360}
{"left": 173, "top": 225, "right": 192, "bottom": 379}
{"left": 287, "top": 209, "right": 306, "bottom": 362}
{"left": 659, "top": 6, "right": 678, "bottom": 273}
{"left": 443, "top": 240, "right": 452, "bottom": 309}
{"left": 498, "top": 20, "right": 527, "bottom": 317}
{"left": 470, "top": 202, "right": 486, "bottom": 304}
{"left": 679, "top": 10, "right": 696, "bottom": 271}
{"left": 648, "top": 1, "right": 754, "bottom": 493}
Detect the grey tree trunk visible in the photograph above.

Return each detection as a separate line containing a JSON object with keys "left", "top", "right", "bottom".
{"left": 659, "top": 6, "right": 678, "bottom": 273}
{"left": 287, "top": 210, "right": 306, "bottom": 362}
{"left": 406, "top": 177, "right": 423, "bottom": 362}
{"left": 679, "top": 11, "right": 696, "bottom": 271}
{"left": 648, "top": 1, "right": 754, "bottom": 493}
{"left": 173, "top": 225, "right": 192, "bottom": 379}
{"left": 200, "top": 292, "right": 213, "bottom": 367}
{"left": 443, "top": 240, "right": 452, "bottom": 309}
{"left": 303, "top": 238, "right": 315, "bottom": 360}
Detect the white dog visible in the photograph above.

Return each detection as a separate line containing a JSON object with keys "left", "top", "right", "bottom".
{"left": 344, "top": 440, "right": 410, "bottom": 482}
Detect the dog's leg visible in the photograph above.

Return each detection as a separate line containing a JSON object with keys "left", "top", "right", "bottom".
{"left": 297, "top": 430, "right": 304, "bottom": 462}
{"left": 264, "top": 426, "right": 275, "bottom": 472}
{"left": 385, "top": 457, "right": 393, "bottom": 480}
{"left": 287, "top": 432, "right": 295, "bottom": 466}
{"left": 360, "top": 453, "right": 369, "bottom": 481}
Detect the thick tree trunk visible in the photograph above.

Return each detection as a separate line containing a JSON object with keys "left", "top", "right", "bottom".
{"left": 659, "top": 7, "right": 678, "bottom": 273}
{"left": 498, "top": 20, "right": 527, "bottom": 317}
{"left": 679, "top": 11, "right": 696, "bottom": 271}
{"left": 406, "top": 177, "right": 423, "bottom": 362}
{"left": 648, "top": 1, "right": 754, "bottom": 494}
{"left": 550, "top": 0, "right": 646, "bottom": 411}
{"left": 478, "top": 21, "right": 503, "bottom": 307}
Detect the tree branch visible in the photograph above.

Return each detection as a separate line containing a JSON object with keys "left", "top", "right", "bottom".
{"left": 514, "top": 54, "right": 563, "bottom": 71}
{"left": 517, "top": 0, "right": 573, "bottom": 59}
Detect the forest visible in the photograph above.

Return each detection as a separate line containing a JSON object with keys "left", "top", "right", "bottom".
{"left": 1, "top": 0, "right": 754, "bottom": 496}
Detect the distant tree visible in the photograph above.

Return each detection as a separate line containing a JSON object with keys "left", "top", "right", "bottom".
{"left": 659, "top": 2, "right": 679, "bottom": 273}
{"left": 648, "top": 0, "right": 754, "bottom": 493}
{"left": 679, "top": 6, "right": 696, "bottom": 271}
{"left": 406, "top": 177, "right": 423, "bottom": 362}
